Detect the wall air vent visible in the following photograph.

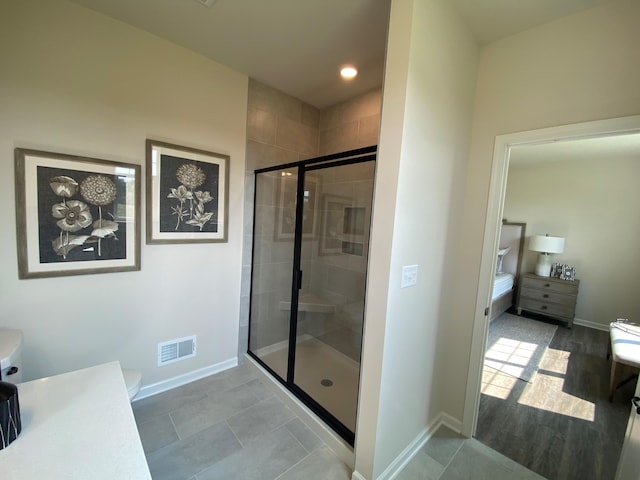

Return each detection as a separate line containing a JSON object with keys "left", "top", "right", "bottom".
{"left": 158, "top": 335, "right": 196, "bottom": 366}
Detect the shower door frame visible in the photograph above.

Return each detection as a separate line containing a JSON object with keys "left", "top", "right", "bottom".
{"left": 247, "top": 146, "right": 376, "bottom": 446}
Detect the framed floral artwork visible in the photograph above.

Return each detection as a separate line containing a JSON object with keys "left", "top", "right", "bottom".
{"left": 146, "top": 140, "right": 229, "bottom": 244}
{"left": 14, "top": 148, "right": 141, "bottom": 279}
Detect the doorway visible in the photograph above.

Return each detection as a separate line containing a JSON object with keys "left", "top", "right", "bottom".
{"left": 247, "top": 147, "right": 376, "bottom": 445}
{"left": 463, "top": 115, "right": 640, "bottom": 477}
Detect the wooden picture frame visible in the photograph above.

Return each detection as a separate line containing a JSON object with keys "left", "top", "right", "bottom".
{"left": 146, "top": 140, "right": 229, "bottom": 244}
{"left": 14, "top": 148, "right": 141, "bottom": 279}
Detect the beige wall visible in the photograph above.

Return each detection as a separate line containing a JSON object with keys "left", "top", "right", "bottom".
{"left": 452, "top": 0, "right": 640, "bottom": 431}
{"left": 355, "top": 0, "right": 478, "bottom": 477}
{"left": 0, "top": 0, "right": 248, "bottom": 385}
{"left": 505, "top": 153, "right": 640, "bottom": 327}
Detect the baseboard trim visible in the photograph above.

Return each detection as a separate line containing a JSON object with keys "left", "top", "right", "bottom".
{"left": 573, "top": 317, "right": 609, "bottom": 332}
{"left": 351, "top": 471, "right": 367, "bottom": 480}
{"left": 439, "top": 411, "right": 463, "bottom": 434}
{"left": 133, "top": 357, "right": 238, "bottom": 401}
{"left": 372, "top": 411, "right": 463, "bottom": 480}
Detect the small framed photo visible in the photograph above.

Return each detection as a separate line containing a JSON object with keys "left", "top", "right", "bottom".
{"left": 561, "top": 265, "right": 576, "bottom": 281}
{"left": 550, "top": 263, "right": 563, "bottom": 278}
{"left": 146, "top": 140, "right": 229, "bottom": 244}
{"left": 14, "top": 148, "right": 141, "bottom": 279}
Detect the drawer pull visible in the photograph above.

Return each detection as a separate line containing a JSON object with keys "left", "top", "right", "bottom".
{"left": 543, "top": 294, "right": 549, "bottom": 298}
{"left": 544, "top": 283, "right": 550, "bottom": 287}
{"left": 541, "top": 305, "right": 547, "bottom": 310}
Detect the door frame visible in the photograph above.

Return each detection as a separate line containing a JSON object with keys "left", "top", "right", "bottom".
{"left": 462, "top": 114, "right": 640, "bottom": 438}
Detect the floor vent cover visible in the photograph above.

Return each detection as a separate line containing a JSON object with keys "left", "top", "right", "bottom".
{"left": 158, "top": 335, "right": 196, "bottom": 366}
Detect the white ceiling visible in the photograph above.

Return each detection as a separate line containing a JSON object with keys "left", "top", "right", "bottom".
{"left": 69, "top": 0, "right": 390, "bottom": 109}
{"left": 450, "top": 0, "right": 614, "bottom": 45}
{"left": 68, "top": 0, "right": 616, "bottom": 109}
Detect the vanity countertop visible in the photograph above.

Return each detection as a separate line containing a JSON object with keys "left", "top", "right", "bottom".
{"left": 0, "top": 361, "right": 151, "bottom": 479}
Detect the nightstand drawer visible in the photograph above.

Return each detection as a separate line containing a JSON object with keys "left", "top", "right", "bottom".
{"left": 521, "top": 276, "right": 578, "bottom": 295}
{"left": 518, "top": 297, "right": 576, "bottom": 319}
{"left": 520, "top": 286, "right": 577, "bottom": 306}
{"left": 517, "top": 273, "right": 580, "bottom": 327}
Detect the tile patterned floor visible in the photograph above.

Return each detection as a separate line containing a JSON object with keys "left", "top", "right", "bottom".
{"left": 397, "top": 427, "right": 546, "bottom": 480}
{"left": 132, "top": 363, "right": 351, "bottom": 480}
{"left": 132, "top": 363, "right": 545, "bottom": 479}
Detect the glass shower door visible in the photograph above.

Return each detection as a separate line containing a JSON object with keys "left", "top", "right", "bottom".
{"left": 248, "top": 167, "right": 297, "bottom": 381}
{"left": 248, "top": 147, "right": 376, "bottom": 446}
{"left": 293, "top": 160, "right": 375, "bottom": 439}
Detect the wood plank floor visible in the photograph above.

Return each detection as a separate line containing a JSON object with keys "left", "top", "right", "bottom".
{"left": 476, "top": 315, "right": 636, "bottom": 480}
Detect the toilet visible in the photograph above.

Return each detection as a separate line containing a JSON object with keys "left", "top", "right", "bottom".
{"left": 121, "top": 368, "right": 142, "bottom": 401}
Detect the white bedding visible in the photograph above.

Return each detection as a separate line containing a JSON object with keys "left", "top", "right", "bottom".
{"left": 492, "top": 272, "right": 514, "bottom": 300}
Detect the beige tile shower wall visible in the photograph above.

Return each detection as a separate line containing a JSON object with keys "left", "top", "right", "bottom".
{"left": 241, "top": 81, "right": 382, "bottom": 360}
{"left": 246, "top": 79, "right": 320, "bottom": 170}
{"left": 319, "top": 88, "right": 382, "bottom": 155}
{"left": 240, "top": 80, "right": 321, "bottom": 359}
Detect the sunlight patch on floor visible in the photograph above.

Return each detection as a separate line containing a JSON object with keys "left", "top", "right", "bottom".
{"left": 537, "top": 346, "right": 570, "bottom": 375}
{"left": 518, "top": 348, "right": 595, "bottom": 422}
{"left": 481, "top": 368, "right": 518, "bottom": 399}
{"left": 482, "top": 337, "right": 537, "bottom": 399}
{"left": 485, "top": 338, "right": 537, "bottom": 378}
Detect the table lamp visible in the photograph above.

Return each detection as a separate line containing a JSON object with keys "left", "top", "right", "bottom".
{"left": 529, "top": 234, "right": 565, "bottom": 277}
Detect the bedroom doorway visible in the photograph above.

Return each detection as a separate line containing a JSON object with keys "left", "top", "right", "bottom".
{"left": 464, "top": 115, "right": 640, "bottom": 479}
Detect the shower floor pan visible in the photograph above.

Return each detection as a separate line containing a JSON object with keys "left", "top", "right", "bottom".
{"left": 257, "top": 336, "right": 359, "bottom": 432}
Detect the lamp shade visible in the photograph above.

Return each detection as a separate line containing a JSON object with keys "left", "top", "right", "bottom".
{"left": 529, "top": 234, "right": 565, "bottom": 254}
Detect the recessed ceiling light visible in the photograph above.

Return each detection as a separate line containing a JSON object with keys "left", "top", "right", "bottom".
{"left": 340, "top": 66, "right": 358, "bottom": 80}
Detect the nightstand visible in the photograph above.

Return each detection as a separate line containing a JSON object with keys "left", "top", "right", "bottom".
{"left": 516, "top": 272, "right": 580, "bottom": 328}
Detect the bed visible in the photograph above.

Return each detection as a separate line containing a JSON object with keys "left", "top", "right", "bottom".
{"left": 490, "top": 221, "right": 526, "bottom": 321}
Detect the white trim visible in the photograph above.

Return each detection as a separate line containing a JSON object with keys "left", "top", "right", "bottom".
{"left": 573, "top": 317, "right": 610, "bottom": 332}
{"left": 439, "top": 411, "right": 463, "bottom": 434}
{"left": 463, "top": 115, "right": 640, "bottom": 438}
{"left": 132, "top": 357, "right": 238, "bottom": 401}
{"left": 357, "top": 412, "right": 465, "bottom": 480}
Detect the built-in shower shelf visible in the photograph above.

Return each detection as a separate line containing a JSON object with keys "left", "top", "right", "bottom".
{"left": 278, "top": 293, "right": 336, "bottom": 314}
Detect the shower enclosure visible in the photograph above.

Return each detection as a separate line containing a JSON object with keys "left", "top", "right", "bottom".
{"left": 248, "top": 146, "right": 376, "bottom": 445}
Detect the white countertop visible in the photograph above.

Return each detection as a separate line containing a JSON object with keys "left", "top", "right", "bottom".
{"left": 0, "top": 361, "right": 151, "bottom": 479}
